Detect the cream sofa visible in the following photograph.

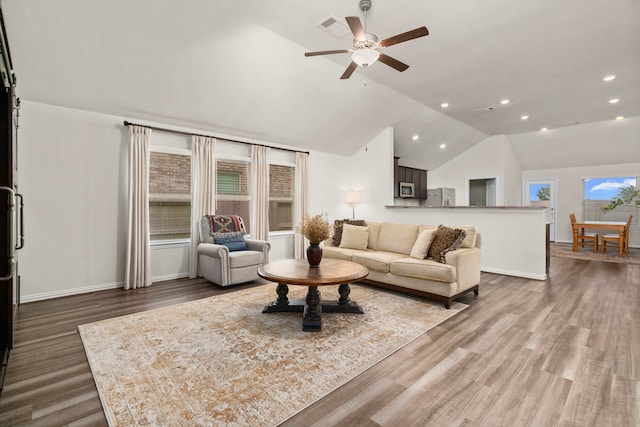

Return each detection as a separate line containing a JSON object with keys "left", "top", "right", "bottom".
{"left": 323, "top": 221, "right": 481, "bottom": 308}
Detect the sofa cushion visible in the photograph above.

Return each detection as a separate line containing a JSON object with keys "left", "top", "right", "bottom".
{"left": 340, "top": 224, "right": 370, "bottom": 250}
{"left": 323, "top": 246, "right": 362, "bottom": 261}
{"left": 390, "top": 258, "right": 457, "bottom": 283}
{"left": 455, "top": 225, "right": 477, "bottom": 248}
{"left": 352, "top": 251, "right": 406, "bottom": 273}
{"left": 410, "top": 229, "right": 436, "bottom": 259}
{"left": 228, "top": 250, "right": 264, "bottom": 268}
{"left": 367, "top": 221, "right": 381, "bottom": 250}
{"left": 377, "top": 223, "right": 419, "bottom": 255}
{"left": 213, "top": 231, "right": 248, "bottom": 252}
{"left": 331, "top": 219, "right": 367, "bottom": 247}
{"left": 427, "top": 225, "right": 466, "bottom": 263}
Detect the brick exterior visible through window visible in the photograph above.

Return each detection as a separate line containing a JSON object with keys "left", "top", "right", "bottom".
{"left": 149, "top": 151, "right": 191, "bottom": 240}
{"left": 269, "top": 164, "right": 294, "bottom": 231}
{"left": 148, "top": 151, "right": 296, "bottom": 240}
{"left": 216, "top": 160, "right": 251, "bottom": 232}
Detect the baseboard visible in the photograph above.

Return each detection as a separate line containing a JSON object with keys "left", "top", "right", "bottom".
{"left": 151, "top": 272, "right": 189, "bottom": 282}
{"left": 20, "top": 281, "right": 124, "bottom": 303}
{"left": 481, "top": 267, "right": 547, "bottom": 281}
{"left": 20, "top": 272, "right": 190, "bottom": 303}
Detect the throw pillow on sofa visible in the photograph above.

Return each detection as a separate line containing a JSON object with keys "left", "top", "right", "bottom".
{"left": 427, "top": 225, "right": 466, "bottom": 263}
{"left": 410, "top": 229, "right": 437, "bottom": 259}
{"left": 213, "top": 231, "right": 248, "bottom": 252}
{"left": 339, "top": 224, "right": 370, "bottom": 250}
{"left": 332, "top": 219, "right": 367, "bottom": 247}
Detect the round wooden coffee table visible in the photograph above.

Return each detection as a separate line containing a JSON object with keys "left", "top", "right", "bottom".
{"left": 258, "top": 258, "right": 369, "bottom": 332}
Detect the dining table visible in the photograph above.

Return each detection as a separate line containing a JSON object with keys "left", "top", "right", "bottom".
{"left": 572, "top": 220, "right": 628, "bottom": 256}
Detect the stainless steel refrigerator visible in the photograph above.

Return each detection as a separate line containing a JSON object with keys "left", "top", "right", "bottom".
{"left": 424, "top": 188, "right": 456, "bottom": 206}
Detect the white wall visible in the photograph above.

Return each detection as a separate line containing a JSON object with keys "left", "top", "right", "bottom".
{"left": 428, "top": 135, "right": 523, "bottom": 207}
{"left": 17, "top": 102, "right": 313, "bottom": 301}
{"left": 308, "top": 150, "right": 351, "bottom": 221}
{"left": 19, "top": 101, "right": 128, "bottom": 301}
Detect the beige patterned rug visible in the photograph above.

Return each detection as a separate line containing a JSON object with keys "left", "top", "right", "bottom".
{"left": 551, "top": 242, "right": 640, "bottom": 265}
{"left": 78, "top": 283, "right": 466, "bottom": 426}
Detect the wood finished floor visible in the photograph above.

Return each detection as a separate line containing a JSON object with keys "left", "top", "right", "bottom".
{"left": 0, "top": 256, "right": 638, "bottom": 426}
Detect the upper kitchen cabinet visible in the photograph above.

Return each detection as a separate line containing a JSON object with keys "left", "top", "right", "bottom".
{"left": 394, "top": 157, "right": 428, "bottom": 199}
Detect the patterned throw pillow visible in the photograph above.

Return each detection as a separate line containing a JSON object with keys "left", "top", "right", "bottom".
{"left": 426, "top": 225, "right": 467, "bottom": 263}
{"left": 213, "top": 231, "right": 248, "bottom": 252}
{"left": 332, "top": 219, "right": 367, "bottom": 247}
{"left": 208, "top": 215, "right": 247, "bottom": 234}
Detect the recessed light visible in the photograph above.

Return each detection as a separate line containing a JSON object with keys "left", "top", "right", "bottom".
{"left": 521, "top": 115, "right": 529, "bottom": 120}
{"left": 412, "top": 135, "right": 419, "bottom": 141}
{"left": 541, "top": 127, "right": 548, "bottom": 132}
{"left": 439, "top": 144, "right": 446, "bottom": 149}
{"left": 616, "top": 116, "right": 624, "bottom": 120}
{"left": 609, "top": 98, "right": 620, "bottom": 104}
{"left": 440, "top": 102, "right": 449, "bottom": 108}
{"left": 603, "top": 75, "right": 616, "bottom": 82}
{"left": 500, "top": 99, "right": 510, "bottom": 105}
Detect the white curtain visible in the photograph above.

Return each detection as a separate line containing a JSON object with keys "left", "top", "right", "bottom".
{"left": 125, "top": 125, "right": 151, "bottom": 290}
{"left": 190, "top": 135, "right": 216, "bottom": 278}
{"left": 294, "top": 152, "right": 309, "bottom": 258}
{"left": 250, "top": 145, "right": 270, "bottom": 241}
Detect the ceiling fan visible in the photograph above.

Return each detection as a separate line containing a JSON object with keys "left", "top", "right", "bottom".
{"left": 305, "top": 0, "right": 429, "bottom": 79}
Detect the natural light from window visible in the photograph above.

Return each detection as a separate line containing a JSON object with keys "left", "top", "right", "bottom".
{"left": 583, "top": 176, "right": 637, "bottom": 222}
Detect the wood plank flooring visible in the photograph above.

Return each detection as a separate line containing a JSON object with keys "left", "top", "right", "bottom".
{"left": 0, "top": 257, "right": 638, "bottom": 426}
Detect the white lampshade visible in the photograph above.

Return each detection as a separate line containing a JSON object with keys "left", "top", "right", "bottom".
{"left": 351, "top": 48, "right": 380, "bottom": 67}
{"left": 345, "top": 190, "right": 361, "bottom": 205}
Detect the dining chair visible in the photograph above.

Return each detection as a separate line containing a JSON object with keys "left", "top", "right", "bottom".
{"left": 569, "top": 213, "right": 598, "bottom": 253}
{"left": 602, "top": 215, "right": 633, "bottom": 256}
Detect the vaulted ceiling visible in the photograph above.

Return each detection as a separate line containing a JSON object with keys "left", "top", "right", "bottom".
{"left": 3, "top": 0, "right": 639, "bottom": 170}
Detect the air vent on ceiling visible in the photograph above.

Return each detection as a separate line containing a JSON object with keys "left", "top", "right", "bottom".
{"left": 477, "top": 106, "right": 495, "bottom": 112}
{"left": 319, "top": 16, "right": 351, "bottom": 38}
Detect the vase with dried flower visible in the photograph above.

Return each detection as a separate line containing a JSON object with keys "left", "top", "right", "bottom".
{"left": 296, "top": 213, "right": 331, "bottom": 267}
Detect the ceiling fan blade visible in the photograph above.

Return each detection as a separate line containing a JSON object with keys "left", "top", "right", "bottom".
{"left": 380, "top": 26, "right": 429, "bottom": 47}
{"left": 305, "top": 49, "right": 350, "bottom": 57}
{"left": 340, "top": 62, "right": 358, "bottom": 80}
{"left": 345, "top": 16, "right": 366, "bottom": 41}
{"left": 378, "top": 53, "right": 409, "bottom": 72}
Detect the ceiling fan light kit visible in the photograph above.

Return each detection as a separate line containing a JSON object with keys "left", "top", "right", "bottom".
{"left": 351, "top": 48, "right": 380, "bottom": 67}
{"left": 305, "top": 0, "right": 429, "bottom": 79}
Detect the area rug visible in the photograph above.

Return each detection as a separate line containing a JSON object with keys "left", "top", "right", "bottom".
{"left": 551, "top": 242, "right": 640, "bottom": 265}
{"left": 78, "top": 284, "right": 466, "bottom": 426}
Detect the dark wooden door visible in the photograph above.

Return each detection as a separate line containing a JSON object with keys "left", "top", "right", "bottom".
{"left": 0, "top": 7, "right": 17, "bottom": 395}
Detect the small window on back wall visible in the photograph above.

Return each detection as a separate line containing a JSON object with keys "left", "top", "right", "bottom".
{"left": 583, "top": 176, "right": 638, "bottom": 222}
{"left": 149, "top": 151, "right": 191, "bottom": 241}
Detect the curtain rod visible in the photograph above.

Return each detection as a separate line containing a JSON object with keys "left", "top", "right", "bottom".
{"left": 123, "top": 120, "right": 309, "bottom": 155}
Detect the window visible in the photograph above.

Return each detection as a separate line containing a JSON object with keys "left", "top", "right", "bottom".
{"left": 216, "top": 159, "right": 250, "bottom": 233}
{"left": 149, "top": 151, "right": 191, "bottom": 241}
{"left": 583, "top": 176, "right": 638, "bottom": 222}
{"left": 269, "top": 164, "right": 294, "bottom": 231}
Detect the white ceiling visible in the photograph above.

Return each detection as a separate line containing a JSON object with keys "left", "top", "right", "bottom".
{"left": 3, "top": 0, "right": 639, "bottom": 170}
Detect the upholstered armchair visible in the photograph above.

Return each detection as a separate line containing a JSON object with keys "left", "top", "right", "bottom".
{"left": 197, "top": 215, "right": 270, "bottom": 286}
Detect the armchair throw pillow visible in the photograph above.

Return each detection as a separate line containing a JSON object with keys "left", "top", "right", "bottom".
{"left": 213, "top": 231, "right": 248, "bottom": 252}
